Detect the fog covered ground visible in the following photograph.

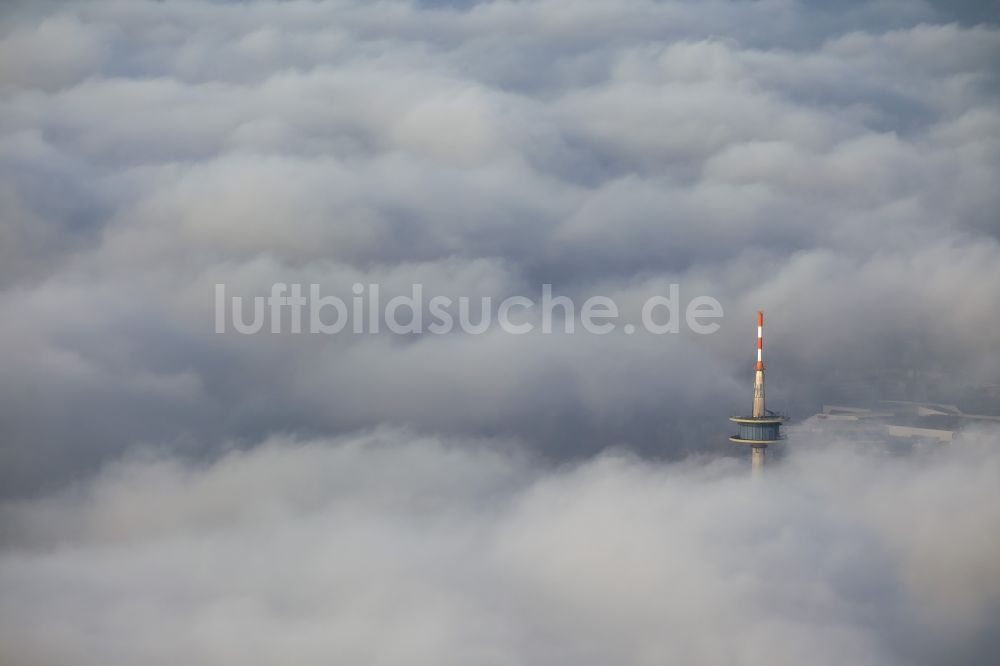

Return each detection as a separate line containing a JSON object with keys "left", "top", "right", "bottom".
{"left": 1, "top": 0, "right": 999, "bottom": 663}
{"left": 2, "top": 427, "right": 1000, "bottom": 665}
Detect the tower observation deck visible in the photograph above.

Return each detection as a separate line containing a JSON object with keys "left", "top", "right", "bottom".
{"left": 730, "top": 311, "right": 786, "bottom": 471}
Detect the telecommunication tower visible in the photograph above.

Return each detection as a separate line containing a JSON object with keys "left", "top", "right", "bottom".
{"left": 730, "top": 311, "right": 786, "bottom": 472}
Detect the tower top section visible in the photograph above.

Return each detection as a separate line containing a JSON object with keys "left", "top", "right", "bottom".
{"left": 755, "top": 310, "right": 764, "bottom": 372}
{"left": 730, "top": 310, "right": 786, "bottom": 469}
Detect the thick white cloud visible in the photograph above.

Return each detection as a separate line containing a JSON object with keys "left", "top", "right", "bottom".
{"left": 3, "top": 3, "right": 999, "bottom": 661}
{"left": 0, "top": 10, "right": 999, "bottom": 664}
{"left": 2, "top": 427, "right": 999, "bottom": 665}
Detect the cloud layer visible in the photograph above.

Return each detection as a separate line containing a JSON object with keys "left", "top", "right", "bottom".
{"left": 1, "top": 1, "right": 999, "bottom": 493}
{"left": 2, "top": 427, "right": 1000, "bottom": 665}
{"left": 1, "top": 3, "right": 1000, "bottom": 659}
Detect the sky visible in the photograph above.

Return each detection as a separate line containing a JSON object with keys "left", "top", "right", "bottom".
{"left": 1, "top": 0, "right": 999, "bottom": 663}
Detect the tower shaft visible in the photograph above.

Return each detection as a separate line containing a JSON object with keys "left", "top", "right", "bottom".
{"left": 752, "top": 369, "right": 765, "bottom": 418}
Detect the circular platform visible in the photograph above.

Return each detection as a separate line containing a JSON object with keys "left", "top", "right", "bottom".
{"left": 729, "top": 415, "right": 786, "bottom": 444}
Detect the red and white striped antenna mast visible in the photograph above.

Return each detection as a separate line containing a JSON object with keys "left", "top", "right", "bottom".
{"left": 753, "top": 310, "right": 765, "bottom": 418}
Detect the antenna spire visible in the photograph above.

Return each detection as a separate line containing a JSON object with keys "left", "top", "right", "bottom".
{"left": 753, "top": 311, "right": 765, "bottom": 418}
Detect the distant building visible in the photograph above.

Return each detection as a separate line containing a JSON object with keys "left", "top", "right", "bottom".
{"left": 796, "top": 400, "right": 1000, "bottom": 444}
